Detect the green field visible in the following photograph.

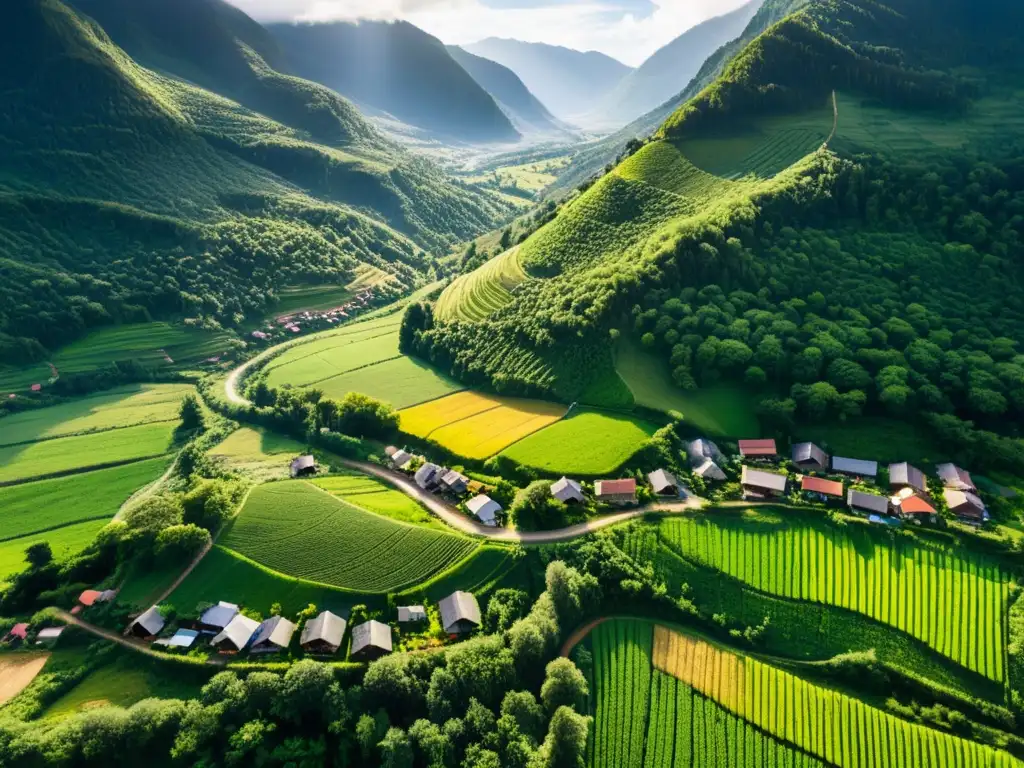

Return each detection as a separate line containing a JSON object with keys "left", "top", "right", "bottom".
{"left": 220, "top": 482, "right": 479, "bottom": 592}
{"left": 0, "top": 422, "right": 177, "bottom": 485}
{"left": 499, "top": 410, "right": 658, "bottom": 476}
{"left": 312, "top": 356, "right": 464, "bottom": 409}
{"left": 464, "top": 156, "right": 570, "bottom": 193}
{"left": 435, "top": 247, "right": 530, "bottom": 323}
{"left": 397, "top": 545, "right": 514, "bottom": 602}
{"left": 0, "top": 519, "right": 108, "bottom": 586}
{"left": 660, "top": 511, "right": 1010, "bottom": 681}
{"left": 271, "top": 265, "right": 393, "bottom": 316}
{"left": 615, "top": 339, "right": 759, "bottom": 436}
{"left": 0, "top": 323, "right": 231, "bottom": 392}
{"left": 312, "top": 473, "right": 446, "bottom": 530}
{"left": 208, "top": 426, "right": 307, "bottom": 479}
{"left": 0, "top": 383, "right": 191, "bottom": 447}
{"left": 264, "top": 329, "right": 401, "bottom": 390}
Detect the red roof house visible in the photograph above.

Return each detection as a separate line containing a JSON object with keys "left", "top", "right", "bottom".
{"left": 800, "top": 476, "right": 844, "bottom": 498}
{"left": 900, "top": 495, "right": 937, "bottom": 516}
{"left": 78, "top": 589, "right": 102, "bottom": 607}
{"left": 738, "top": 439, "right": 777, "bottom": 458}
{"left": 9, "top": 623, "right": 29, "bottom": 640}
{"left": 595, "top": 479, "right": 637, "bottom": 505}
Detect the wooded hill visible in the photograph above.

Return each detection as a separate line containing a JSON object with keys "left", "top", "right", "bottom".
{"left": 0, "top": 0, "right": 515, "bottom": 363}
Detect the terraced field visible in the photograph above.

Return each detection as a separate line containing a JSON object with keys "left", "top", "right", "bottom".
{"left": 312, "top": 473, "right": 446, "bottom": 529}
{"left": 435, "top": 247, "right": 529, "bottom": 322}
{"left": 221, "top": 481, "right": 478, "bottom": 592}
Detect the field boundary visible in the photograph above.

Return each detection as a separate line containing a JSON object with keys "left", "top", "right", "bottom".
{"left": 0, "top": 418, "right": 181, "bottom": 450}
{"left": 0, "top": 515, "right": 113, "bottom": 545}
{"left": 260, "top": 327, "right": 402, "bottom": 375}
{"left": 214, "top": 544, "right": 387, "bottom": 597}
{"left": 290, "top": 354, "right": 404, "bottom": 390}
{"left": 0, "top": 453, "right": 174, "bottom": 489}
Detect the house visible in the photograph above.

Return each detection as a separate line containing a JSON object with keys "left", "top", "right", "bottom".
{"left": 300, "top": 611, "right": 346, "bottom": 655}
{"left": 693, "top": 458, "right": 727, "bottom": 482}
{"left": 440, "top": 469, "right": 469, "bottom": 495}
{"left": 847, "top": 490, "right": 890, "bottom": 516}
{"left": 199, "top": 601, "right": 239, "bottom": 633}
{"left": 738, "top": 439, "right": 777, "bottom": 459}
{"left": 439, "top": 591, "right": 482, "bottom": 635}
{"left": 800, "top": 475, "right": 844, "bottom": 500}
{"left": 153, "top": 629, "right": 200, "bottom": 650}
{"left": 889, "top": 462, "right": 927, "bottom": 493}
{"left": 78, "top": 589, "right": 103, "bottom": 607}
{"left": 415, "top": 462, "right": 442, "bottom": 491}
{"left": 5, "top": 623, "right": 29, "bottom": 647}
{"left": 648, "top": 469, "right": 682, "bottom": 497}
{"left": 937, "top": 463, "right": 976, "bottom": 491}
{"left": 350, "top": 620, "right": 392, "bottom": 661}
{"left": 389, "top": 449, "right": 412, "bottom": 470}
{"left": 398, "top": 605, "right": 427, "bottom": 623}
{"left": 250, "top": 616, "right": 297, "bottom": 654}
{"left": 594, "top": 479, "right": 637, "bottom": 505}
{"left": 741, "top": 466, "right": 788, "bottom": 497}
{"left": 290, "top": 455, "right": 317, "bottom": 478}
{"left": 35, "top": 627, "right": 65, "bottom": 644}
{"left": 687, "top": 438, "right": 725, "bottom": 466}
{"left": 211, "top": 614, "right": 260, "bottom": 653}
{"left": 792, "top": 442, "right": 829, "bottom": 471}
{"left": 466, "top": 494, "right": 502, "bottom": 526}
{"left": 832, "top": 456, "right": 878, "bottom": 478}
{"left": 944, "top": 489, "right": 988, "bottom": 524}
{"left": 897, "top": 494, "right": 937, "bottom": 522}
{"left": 97, "top": 589, "right": 117, "bottom": 603}
{"left": 128, "top": 606, "right": 166, "bottom": 639}
{"left": 551, "top": 477, "right": 585, "bottom": 504}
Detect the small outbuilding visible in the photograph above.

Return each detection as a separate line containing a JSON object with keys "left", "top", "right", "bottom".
{"left": 300, "top": 611, "right": 346, "bottom": 655}
{"left": 250, "top": 616, "right": 297, "bottom": 654}
{"left": 937, "top": 463, "right": 976, "bottom": 491}
{"left": 439, "top": 591, "right": 482, "bottom": 636}
{"left": 792, "top": 442, "right": 829, "bottom": 471}
{"left": 832, "top": 456, "right": 878, "bottom": 478}
{"left": 550, "top": 477, "right": 585, "bottom": 504}
{"left": 738, "top": 439, "right": 777, "bottom": 459}
{"left": 889, "top": 462, "right": 926, "bottom": 493}
{"left": 415, "top": 462, "right": 442, "bottom": 491}
{"left": 847, "top": 490, "right": 889, "bottom": 516}
{"left": 595, "top": 479, "right": 637, "bottom": 505}
{"left": 350, "top": 620, "right": 393, "bottom": 661}
{"left": 648, "top": 469, "right": 681, "bottom": 497}
{"left": 467, "top": 494, "right": 502, "bottom": 526}
{"left": 211, "top": 614, "right": 260, "bottom": 653}
{"left": 440, "top": 469, "right": 469, "bottom": 495}
{"left": 290, "top": 455, "right": 317, "bottom": 478}
{"left": 35, "top": 627, "right": 65, "bottom": 644}
{"left": 398, "top": 605, "right": 427, "bottom": 623}
{"left": 687, "top": 438, "right": 725, "bottom": 466}
{"left": 389, "top": 449, "right": 412, "bottom": 470}
{"left": 199, "top": 601, "right": 240, "bottom": 632}
{"left": 153, "top": 629, "right": 200, "bottom": 649}
{"left": 800, "top": 475, "right": 844, "bottom": 499}
{"left": 128, "top": 606, "right": 166, "bottom": 639}
{"left": 944, "top": 489, "right": 988, "bottom": 524}
{"left": 741, "top": 466, "right": 787, "bottom": 497}
{"left": 693, "top": 458, "right": 727, "bottom": 482}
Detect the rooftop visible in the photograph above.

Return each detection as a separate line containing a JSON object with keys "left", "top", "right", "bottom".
{"left": 739, "top": 439, "right": 777, "bottom": 456}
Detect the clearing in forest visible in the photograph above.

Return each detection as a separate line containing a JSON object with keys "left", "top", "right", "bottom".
{"left": 0, "top": 654, "right": 49, "bottom": 705}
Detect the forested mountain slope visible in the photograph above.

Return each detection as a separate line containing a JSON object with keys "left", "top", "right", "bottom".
{"left": 0, "top": 0, "right": 514, "bottom": 362}
{"left": 406, "top": 0, "right": 1024, "bottom": 472}
{"left": 267, "top": 21, "right": 519, "bottom": 144}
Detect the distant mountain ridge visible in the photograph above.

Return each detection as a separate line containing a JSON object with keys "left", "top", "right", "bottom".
{"left": 464, "top": 38, "right": 632, "bottom": 123}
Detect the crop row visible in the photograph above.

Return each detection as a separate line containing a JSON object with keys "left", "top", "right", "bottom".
{"left": 660, "top": 517, "right": 1009, "bottom": 681}
{"left": 592, "top": 619, "right": 652, "bottom": 768}
{"left": 435, "top": 247, "right": 528, "bottom": 323}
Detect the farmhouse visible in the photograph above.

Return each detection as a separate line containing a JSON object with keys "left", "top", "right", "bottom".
{"left": 687, "top": 438, "right": 724, "bottom": 465}
{"left": 300, "top": 611, "right": 346, "bottom": 654}
{"left": 439, "top": 591, "right": 482, "bottom": 635}
{"left": 211, "top": 614, "right": 260, "bottom": 653}
{"left": 832, "top": 456, "right": 878, "bottom": 478}
{"left": 398, "top": 605, "right": 427, "bottom": 623}
{"left": 847, "top": 490, "right": 890, "bottom": 516}
{"left": 415, "top": 462, "right": 442, "bottom": 490}
{"left": 350, "top": 620, "right": 393, "bottom": 661}
{"left": 792, "top": 442, "right": 829, "bottom": 471}
{"left": 440, "top": 469, "right": 469, "bottom": 495}
{"left": 595, "top": 478, "right": 637, "bottom": 505}
{"left": 551, "top": 476, "right": 585, "bottom": 504}
{"left": 937, "top": 463, "right": 976, "bottom": 491}
{"left": 250, "top": 616, "right": 297, "bottom": 654}
{"left": 5, "top": 623, "right": 29, "bottom": 647}
{"left": 388, "top": 448, "right": 412, "bottom": 470}
{"left": 889, "top": 462, "right": 927, "bottom": 493}
{"left": 898, "top": 494, "right": 937, "bottom": 522}
{"left": 153, "top": 629, "right": 199, "bottom": 649}
{"left": 741, "top": 466, "right": 787, "bottom": 497}
{"left": 199, "top": 601, "right": 239, "bottom": 632}
{"left": 693, "top": 458, "right": 727, "bottom": 482}
{"left": 467, "top": 494, "right": 502, "bottom": 526}
{"left": 128, "top": 606, "right": 165, "bottom": 639}
{"left": 738, "top": 439, "right": 777, "bottom": 459}
{"left": 800, "top": 475, "right": 843, "bottom": 500}
{"left": 648, "top": 469, "right": 681, "bottom": 497}
{"left": 290, "top": 455, "right": 317, "bottom": 478}
{"left": 944, "top": 489, "right": 988, "bottom": 524}
{"left": 77, "top": 589, "right": 102, "bottom": 607}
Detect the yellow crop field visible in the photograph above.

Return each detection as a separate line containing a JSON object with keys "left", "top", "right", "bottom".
{"left": 399, "top": 391, "right": 565, "bottom": 459}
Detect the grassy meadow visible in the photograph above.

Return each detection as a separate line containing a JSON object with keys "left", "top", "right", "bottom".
{"left": 208, "top": 427, "right": 307, "bottom": 480}
{"left": 312, "top": 473, "right": 446, "bottom": 530}
{"left": 0, "top": 519, "right": 109, "bottom": 587}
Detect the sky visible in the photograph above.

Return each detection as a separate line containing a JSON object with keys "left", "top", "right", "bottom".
{"left": 223, "top": 0, "right": 754, "bottom": 67}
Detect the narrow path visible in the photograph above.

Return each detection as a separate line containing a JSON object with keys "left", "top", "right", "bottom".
{"left": 115, "top": 451, "right": 181, "bottom": 521}
{"left": 53, "top": 609, "right": 222, "bottom": 664}
{"left": 152, "top": 539, "right": 214, "bottom": 605}
{"left": 560, "top": 616, "right": 610, "bottom": 657}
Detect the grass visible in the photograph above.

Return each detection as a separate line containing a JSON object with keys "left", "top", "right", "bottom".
{"left": 398, "top": 391, "right": 565, "bottom": 460}
{"left": 615, "top": 338, "right": 759, "bottom": 436}
{"left": 801, "top": 417, "right": 946, "bottom": 465}
{"left": 313, "top": 356, "right": 465, "bottom": 410}
{"left": 0, "top": 383, "right": 191, "bottom": 447}
{"left": 264, "top": 329, "right": 401, "bottom": 390}
{"left": 0, "top": 422, "right": 178, "bottom": 485}
{"left": 220, "top": 482, "right": 478, "bottom": 593}
{"left": 0, "top": 519, "right": 108, "bottom": 587}
{"left": 116, "top": 560, "right": 187, "bottom": 610}
{"left": 312, "top": 473, "right": 447, "bottom": 530}
{"left": 0, "top": 456, "right": 169, "bottom": 542}
{"left": 464, "top": 156, "right": 570, "bottom": 192}
{"left": 499, "top": 409, "right": 659, "bottom": 476}
{"left": 435, "top": 247, "right": 530, "bottom": 323}
{"left": 208, "top": 426, "right": 307, "bottom": 480}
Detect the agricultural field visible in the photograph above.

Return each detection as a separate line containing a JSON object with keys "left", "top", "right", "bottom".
{"left": 499, "top": 409, "right": 658, "bottom": 476}
{"left": 615, "top": 339, "right": 759, "bottom": 436}
{"left": 315, "top": 356, "right": 464, "bottom": 409}
{"left": 220, "top": 482, "right": 479, "bottom": 592}
{"left": 271, "top": 265, "right": 394, "bottom": 317}
{"left": 397, "top": 545, "right": 516, "bottom": 603}
{"left": 0, "top": 519, "right": 109, "bottom": 587}
{"left": 312, "top": 473, "right": 446, "bottom": 530}
{"left": 660, "top": 512, "right": 1010, "bottom": 681}
{"left": 0, "top": 654, "right": 49, "bottom": 706}
{"left": 207, "top": 426, "right": 307, "bottom": 480}
{"left": 263, "top": 328, "right": 401, "bottom": 390}
{"left": 398, "top": 391, "right": 565, "bottom": 460}
{"left": 591, "top": 618, "right": 652, "bottom": 768}
{"left": 435, "top": 247, "right": 529, "bottom": 323}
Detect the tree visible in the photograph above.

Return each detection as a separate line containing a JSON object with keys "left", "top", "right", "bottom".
{"left": 540, "top": 659, "right": 588, "bottom": 714}
{"left": 827, "top": 359, "right": 871, "bottom": 390}
{"left": 25, "top": 542, "right": 53, "bottom": 569}
{"left": 378, "top": 727, "right": 413, "bottom": 768}
{"left": 179, "top": 393, "right": 205, "bottom": 432}
{"left": 123, "top": 496, "right": 185, "bottom": 537}
{"left": 509, "top": 482, "right": 566, "bottom": 531}
{"left": 334, "top": 392, "right": 399, "bottom": 438}
{"left": 485, "top": 589, "right": 531, "bottom": 633}
{"left": 534, "top": 707, "right": 590, "bottom": 768}
{"left": 400, "top": 303, "right": 433, "bottom": 354}
{"left": 154, "top": 524, "right": 210, "bottom": 564}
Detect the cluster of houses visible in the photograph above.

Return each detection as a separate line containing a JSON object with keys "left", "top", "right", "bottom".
{"left": 251, "top": 290, "right": 378, "bottom": 343}
{"left": 2, "top": 623, "right": 64, "bottom": 647}
{"left": 124, "top": 590, "right": 483, "bottom": 661}
{"left": 706, "top": 437, "right": 990, "bottom": 526}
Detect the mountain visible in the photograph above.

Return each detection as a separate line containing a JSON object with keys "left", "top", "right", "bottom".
{"left": 587, "top": 0, "right": 762, "bottom": 129}
{"left": 446, "top": 45, "right": 567, "bottom": 137}
{"left": 0, "top": 0, "right": 514, "bottom": 361}
{"left": 267, "top": 20, "right": 519, "bottom": 144}
{"left": 463, "top": 38, "right": 632, "bottom": 123}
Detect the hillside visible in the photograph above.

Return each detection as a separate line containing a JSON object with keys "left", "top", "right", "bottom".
{"left": 586, "top": 0, "right": 761, "bottom": 129}
{"left": 267, "top": 20, "right": 519, "bottom": 144}
{"left": 463, "top": 38, "right": 632, "bottom": 123}
{"left": 446, "top": 45, "right": 568, "bottom": 137}
{"left": 0, "top": 0, "right": 514, "bottom": 362}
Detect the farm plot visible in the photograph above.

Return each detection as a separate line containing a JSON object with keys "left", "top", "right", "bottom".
{"left": 591, "top": 618, "right": 652, "bottom": 768}
{"left": 398, "top": 545, "right": 515, "bottom": 603}
{"left": 653, "top": 625, "right": 1017, "bottom": 768}
{"left": 263, "top": 329, "right": 401, "bottom": 390}
{"left": 312, "top": 473, "right": 445, "bottom": 529}
{"left": 220, "top": 482, "right": 478, "bottom": 592}
{"left": 499, "top": 410, "right": 658, "bottom": 476}
{"left": 0, "top": 422, "right": 177, "bottom": 485}
{"left": 399, "top": 391, "right": 565, "bottom": 460}
{"left": 0, "top": 519, "right": 108, "bottom": 586}
{"left": 208, "top": 426, "right": 307, "bottom": 480}
{"left": 435, "top": 247, "right": 529, "bottom": 323}
{"left": 313, "top": 356, "right": 465, "bottom": 409}
{"left": 660, "top": 514, "right": 1010, "bottom": 681}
